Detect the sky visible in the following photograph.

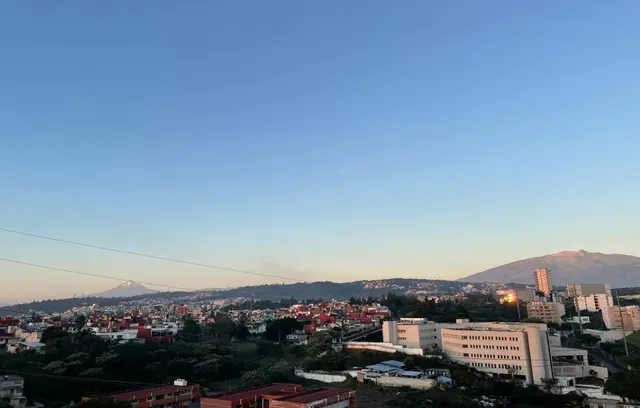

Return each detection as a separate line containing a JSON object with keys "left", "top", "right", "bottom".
{"left": 1, "top": 1, "right": 640, "bottom": 302}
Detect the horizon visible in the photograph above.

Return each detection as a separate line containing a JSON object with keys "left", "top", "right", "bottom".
{"left": 3, "top": 247, "right": 639, "bottom": 304}
{"left": 2, "top": 2, "right": 640, "bottom": 302}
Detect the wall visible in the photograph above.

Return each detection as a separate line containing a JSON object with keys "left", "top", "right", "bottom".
{"left": 294, "top": 370, "right": 347, "bottom": 383}
{"left": 371, "top": 377, "right": 435, "bottom": 390}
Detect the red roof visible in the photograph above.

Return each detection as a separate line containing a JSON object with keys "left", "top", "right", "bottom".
{"left": 87, "top": 384, "right": 200, "bottom": 402}
{"left": 277, "top": 388, "right": 353, "bottom": 404}
{"left": 207, "top": 383, "right": 301, "bottom": 401}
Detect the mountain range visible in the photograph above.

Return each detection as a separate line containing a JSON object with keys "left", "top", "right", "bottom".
{"left": 462, "top": 250, "right": 640, "bottom": 287}
{"left": 94, "top": 281, "right": 157, "bottom": 298}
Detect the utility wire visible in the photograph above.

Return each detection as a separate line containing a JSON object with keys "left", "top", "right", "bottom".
{"left": 0, "top": 227, "right": 302, "bottom": 282}
{"left": 0, "top": 257, "right": 196, "bottom": 292}
{"left": 0, "top": 369, "right": 161, "bottom": 386}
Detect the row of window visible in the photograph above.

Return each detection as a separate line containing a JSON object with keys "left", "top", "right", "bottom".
{"left": 470, "top": 362, "right": 523, "bottom": 370}
{"left": 462, "top": 335, "right": 519, "bottom": 341}
{"left": 464, "top": 344, "right": 520, "bottom": 351}
{"left": 464, "top": 353, "right": 522, "bottom": 360}
{"left": 420, "top": 336, "right": 438, "bottom": 341}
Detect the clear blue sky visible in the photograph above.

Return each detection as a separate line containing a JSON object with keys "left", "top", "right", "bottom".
{"left": 1, "top": 1, "right": 639, "bottom": 302}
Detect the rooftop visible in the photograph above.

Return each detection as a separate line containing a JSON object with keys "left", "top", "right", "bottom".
{"left": 88, "top": 383, "right": 199, "bottom": 401}
{"left": 277, "top": 388, "right": 353, "bottom": 404}
{"left": 208, "top": 383, "right": 300, "bottom": 401}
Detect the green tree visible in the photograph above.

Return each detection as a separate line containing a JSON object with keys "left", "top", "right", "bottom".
{"left": 182, "top": 319, "right": 202, "bottom": 342}
{"left": 75, "top": 315, "right": 87, "bottom": 330}
{"left": 307, "top": 331, "right": 335, "bottom": 355}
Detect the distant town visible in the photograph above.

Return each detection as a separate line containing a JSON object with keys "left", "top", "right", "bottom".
{"left": 2, "top": 268, "right": 640, "bottom": 408}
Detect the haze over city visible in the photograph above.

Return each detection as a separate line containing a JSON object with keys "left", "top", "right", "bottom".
{"left": 2, "top": 1, "right": 640, "bottom": 302}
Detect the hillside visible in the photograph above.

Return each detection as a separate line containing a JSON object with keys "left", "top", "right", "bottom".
{"left": 1, "top": 278, "right": 503, "bottom": 314}
{"left": 463, "top": 250, "right": 640, "bottom": 287}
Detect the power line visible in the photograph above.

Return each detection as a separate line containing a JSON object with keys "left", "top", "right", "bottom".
{"left": 0, "top": 227, "right": 302, "bottom": 282}
{"left": 0, "top": 257, "right": 195, "bottom": 292}
{"left": 0, "top": 369, "right": 160, "bottom": 386}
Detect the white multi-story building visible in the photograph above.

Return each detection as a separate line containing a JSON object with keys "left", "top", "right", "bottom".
{"left": 439, "top": 320, "right": 602, "bottom": 385}
{"left": 382, "top": 318, "right": 440, "bottom": 350}
{"left": 574, "top": 294, "right": 614, "bottom": 312}
{"left": 526, "top": 301, "right": 566, "bottom": 323}
{"left": 0, "top": 376, "right": 26, "bottom": 408}
{"left": 601, "top": 306, "right": 640, "bottom": 331}
{"left": 567, "top": 284, "right": 612, "bottom": 297}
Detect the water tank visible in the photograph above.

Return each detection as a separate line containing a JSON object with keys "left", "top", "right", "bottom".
{"left": 174, "top": 379, "right": 188, "bottom": 386}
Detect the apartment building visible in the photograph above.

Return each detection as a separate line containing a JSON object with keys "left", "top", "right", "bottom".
{"left": 526, "top": 301, "right": 566, "bottom": 323}
{"left": 574, "top": 294, "right": 614, "bottom": 312}
{"left": 533, "top": 268, "right": 552, "bottom": 297}
{"left": 567, "top": 284, "right": 611, "bottom": 297}
{"left": 601, "top": 306, "right": 640, "bottom": 331}
{"left": 515, "top": 288, "right": 540, "bottom": 304}
{"left": 0, "top": 376, "right": 27, "bottom": 408}
{"left": 382, "top": 318, "right": 440, "bottom": 350}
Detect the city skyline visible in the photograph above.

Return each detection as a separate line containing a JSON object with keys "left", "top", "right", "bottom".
{"left": 2, "top": 1, "right": 640, "bottom": 301}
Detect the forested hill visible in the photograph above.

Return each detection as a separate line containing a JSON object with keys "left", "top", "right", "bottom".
{"left": 1, "top": 278, "right": 521, "bottom": 314}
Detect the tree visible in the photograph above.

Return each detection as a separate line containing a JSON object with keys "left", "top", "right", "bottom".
{"left": 75, "top": 315, "right": 87, "bottom": 330}
{"left": 605, "top": 371, "right": 640, "bottom": 402}
{"left": 182, "top": 319, "right": 202, "bottom": 342}
{"left": 307, "top": 331, "right": 335, "bottom": 355}
{"left": 263, "top": 318, "right": 302, "bottom": 342}
{"left": 574, "top": 333, "right": 599, "bottom": 348}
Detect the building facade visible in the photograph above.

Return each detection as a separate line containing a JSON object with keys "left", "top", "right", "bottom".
{"left": 601, "top": 306, "right": 640, "bottom": 331}
{"left": 574, "top": 294, "right": 614, "bottom": 312}
{"left": 382, "top": 318, "right": 440, "bottom": 350}
{"left": 533, "top": 268, "right": 552, "bottom": 297}
{"left": 526, "top": 301, "right": 566, "bottom": 323}
{"left": 567, "top": 284, "right": 612, "bottom": 297}
{"left": 0, "top": 376, "right": 26, "bottom": 408}
{"left": 440, "top": 321, "right": 553, "bottom": 385}
{"left": 84, "top": 380, "right": 199, "bottom": 408}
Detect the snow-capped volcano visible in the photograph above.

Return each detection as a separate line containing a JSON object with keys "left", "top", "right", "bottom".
{"left": 94, "top": 280, "right": 157, "bottom": 298}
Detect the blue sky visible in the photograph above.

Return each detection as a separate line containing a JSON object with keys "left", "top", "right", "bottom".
{"left": 1, "top": 1, "right": 639, "bottom": 302}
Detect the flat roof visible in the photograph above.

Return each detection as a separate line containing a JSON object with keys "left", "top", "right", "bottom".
{"left": 380, "top": 360, "right": 405, "bottom": 368}
{"left": 366, "top": 364, "right": 400, "bottom": 373}
{"left": 278, "top": 388, "right": 352, "bottom": 404}
{"left": 208, "top": 384, "right": 300, "bottom": 401}
{"left": 89, "top": 384, "right": 199, "bottom": 401}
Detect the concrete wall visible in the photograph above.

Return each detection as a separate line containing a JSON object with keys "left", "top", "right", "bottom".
{"left": 371, "top": 376, "right": 435, "bottom": 390}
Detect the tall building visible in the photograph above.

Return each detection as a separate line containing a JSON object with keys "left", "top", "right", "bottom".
{"left": 574, "top": 294, "right": 614, "bottom": 312}
{"left": 567, "top": 284, "right": 612, "bottom": 297}
{"left": 526, "top": 302, "right": 566, "bottom": 323}
{"left": 601, "top": 306, "right": 640, "bottom": 331}
{"left": 533, "top": 268, "right": 552, "bottom": 297}
{"left": 382, "top": 318, "right": 440, "bottom": 350}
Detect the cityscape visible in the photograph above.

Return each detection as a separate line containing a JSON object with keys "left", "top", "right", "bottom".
{"left": 2, "top": 2, "right": 640, "bottom": 408}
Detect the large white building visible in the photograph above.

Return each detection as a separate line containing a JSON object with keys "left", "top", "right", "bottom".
{"left": 567, "top": 284, "right": 612, "bottom": 297}
{"left": 601, "top": 306, "right": 640, "bottom": 331}
{"left": 0, "top": 376, "right": 26, "bottom": 408}
{"left": 382, "top": 318, "right": 440, "bottom": 350}
{"left": 574, "top": 294, "right": 614, "bottom": 312}
{"left": 439, "top": 320, "right": 602, "bottom": 385}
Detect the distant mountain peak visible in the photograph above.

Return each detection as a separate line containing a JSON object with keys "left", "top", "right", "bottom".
{"left": 95, "top": 281, "right": 156, "bottom": 298}
{"left": 550, "top": 249, "right": 587, "bottom": 259}
{"left": 462, "top": 250, "right": 640, "bottom": 287}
